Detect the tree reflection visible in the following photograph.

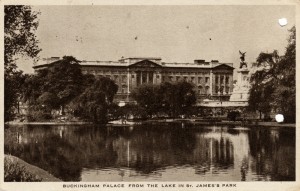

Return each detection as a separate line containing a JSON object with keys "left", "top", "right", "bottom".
{"left": 4, "top": 124, "right": 295, "bottom": 181}
{"left": 248, "top": 127, "right": 295, "bottom": 181}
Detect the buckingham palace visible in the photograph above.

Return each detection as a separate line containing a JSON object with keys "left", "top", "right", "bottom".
{"left": 33, "top": 57, "right": 235, "bottom": 104}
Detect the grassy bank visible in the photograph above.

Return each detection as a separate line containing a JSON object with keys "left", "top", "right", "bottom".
{"left": 4, "top": 155, "right": 61, "bottom": 182}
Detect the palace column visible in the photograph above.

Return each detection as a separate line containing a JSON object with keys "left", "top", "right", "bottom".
{"left": 147, "top": 72, "right": 149, "bottom": 83}
{"left": 210, "top": 70, "right": 213, "bottom": 95}
{"left": 218, "top": 74, "right": 221, "bottom": 94}
{"left": 127, "top": 68, "right": 130, "bottom": 100}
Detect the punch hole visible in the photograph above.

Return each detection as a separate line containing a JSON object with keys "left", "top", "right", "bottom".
{"left": 278, "top": 18, "right": 287, "bottom": 27}
{"left": 275, "top": 114, "right": 284, "bottom": 123}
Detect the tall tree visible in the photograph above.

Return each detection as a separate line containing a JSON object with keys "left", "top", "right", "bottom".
{"left": 22, "top": 56, "right": 86, "bottom": 114}
{"left": 4, "top": 5, "right": 41, "bottom": 121}
{"left": 72, "top": 77, "right": 118, "bottom": 123}
{"left": 131, "top": 84, "right": 162, "bottom": 117}
{"left": 248, "top": 26, "right": 295, "bottom": 122}
{"left": 272, "top": 26, "right": 295, "bottom": 122}
{"left": 161, "top": 82, "right": 197, "bottom": 117}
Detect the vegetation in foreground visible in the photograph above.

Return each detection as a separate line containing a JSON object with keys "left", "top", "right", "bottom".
{"left": 4, "top": 156, "right": 42, "bottom": 182}
{"left": 21, "top": 56, "right": 118, "bottom": 123}
{"left": 4, "top": 5, "right": 41, "bottom": 122}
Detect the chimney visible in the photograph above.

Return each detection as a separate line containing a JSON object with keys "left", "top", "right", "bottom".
{"left": 194, "top": 59, "right": 205, "bottom": 64}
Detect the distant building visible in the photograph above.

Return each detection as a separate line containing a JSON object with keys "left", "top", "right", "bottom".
{"left": 33, "top": 57, "right": 235, "bottom": 105}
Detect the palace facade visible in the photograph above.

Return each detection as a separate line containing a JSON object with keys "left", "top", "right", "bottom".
{"left": 33, "top": 57, "right": 235, "bottom": 104}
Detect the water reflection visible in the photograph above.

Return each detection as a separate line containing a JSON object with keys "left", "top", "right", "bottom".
{"left": 4, "top": 124, "right": 295, "bottom": 181}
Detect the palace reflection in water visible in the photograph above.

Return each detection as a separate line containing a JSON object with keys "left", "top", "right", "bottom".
{"left": 4, "top": 124, "right": 295, "bottom": 181}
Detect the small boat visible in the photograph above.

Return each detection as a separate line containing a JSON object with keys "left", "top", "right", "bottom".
{"left": 108, "top": 119, "right": 138, "bottom": 125}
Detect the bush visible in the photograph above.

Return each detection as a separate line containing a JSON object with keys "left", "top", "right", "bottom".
{"left": 27, "top": 105, "right": 52, "bottom": 122}
{"left": 4, "top": 156, "right": 42, "bottom": 182}
{"left": 227, "top": 111, "right": 241, "bottom": 121}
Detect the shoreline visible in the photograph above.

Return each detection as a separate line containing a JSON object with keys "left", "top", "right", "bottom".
{"left": 5, "top": 119, "right": 295, "bottom": 128}
{"left": 4, "top": 155, "right": 61, "bottom": 182}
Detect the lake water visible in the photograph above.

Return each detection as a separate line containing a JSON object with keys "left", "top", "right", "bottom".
{"left": 4, "top": 123, "right": 295, "bottom": 181}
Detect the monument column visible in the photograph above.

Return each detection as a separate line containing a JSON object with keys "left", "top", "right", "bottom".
{"left": 229, "top": 51, "right": 250, "bottom": 102}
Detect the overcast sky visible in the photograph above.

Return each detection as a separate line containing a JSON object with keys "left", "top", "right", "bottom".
{"left": 17, "top": 5, "right": 295, "bottom": 74}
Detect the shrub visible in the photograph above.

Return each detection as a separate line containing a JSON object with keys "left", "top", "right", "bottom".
{"left": 4, "top": 156, "right": 42, "bottom": 182}
{"left": 227, "top": 111, "right": 241, "bottom": 121}
{"left": 27, "top": 105, "right": 52, "bottom": 122}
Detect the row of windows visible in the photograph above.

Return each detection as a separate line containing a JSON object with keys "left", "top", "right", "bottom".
{"left": 163, "top": 72, "right": 209, "bottom": 76}
{"left": 215, "top": 86, "right": 230, "bottom": 94}
{"left": 98, "top": 75, "right": 127, "bottom": 83}
{"left": 162, "top": 76, "right": 210, "bottom": 84}
{"left": 86, "top": 70, "right": 127, "bottom": 74}
{"left": 86, "top": 69, "right": 213, "bottom": 77}
{"left": 197, "top": 86, "right": 210, "bottom": 95}
{"left": 215, "top": 76, "right": 230, "bottom": 84}
{"left": 116, "top": 85, "right": 128, "bottom": 93}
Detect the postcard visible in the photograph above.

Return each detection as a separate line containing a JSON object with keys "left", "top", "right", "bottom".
{"left": 1, "top": 0, "right": 299, "bottom": 191}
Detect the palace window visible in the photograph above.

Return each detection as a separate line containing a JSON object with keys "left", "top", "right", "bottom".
{"left": 205, "top": 86, "right": 209, "bottom": 94}
{"left": 191, "top": 77, "right": 195, "bottom": 83}
{"left": 121, "top": 85, "right": 127, "bottom": 93}
{"left": 198, "top": 77, "right": 202, "bottom": 84}
{"left": 226, "top": 76, "right": 229, "bottom": 84}
{"left": 122, "top": 75, "right": 127, "bottom": 83}
{"left": 220, "top": 76, "right": 224, "bottom": 84}
{"left": 220, "top": 86, "right": 224, "bottom": 94}
{"left": 215, "top": 76, "right": 219, "bottom": 84}
{"left": 205, "top": 77, "right": 209, "bottom": 83}
{"left": 114, "top": 75, "right": 119, "bottom": 82}
{"left": 215, "top": 86, "right": 219, "bottom": 93}
{"left": 176, "top": 76, "right": 180, "bottom": 81}
{"left": 225, "top": 86, "right": 230, "bottom": 94}
{"left": 198, "top": 86, "right": 203, "bottom": 94}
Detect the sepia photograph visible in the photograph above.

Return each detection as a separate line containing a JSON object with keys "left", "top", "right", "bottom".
{"left": 1, "top": 0, "right": 298, "bottom": 190}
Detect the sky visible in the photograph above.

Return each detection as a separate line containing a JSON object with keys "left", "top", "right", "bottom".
{"left": 17, "top": 5, "right": 295, "bottom": 74}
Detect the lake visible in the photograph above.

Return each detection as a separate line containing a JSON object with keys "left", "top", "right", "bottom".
{"left": 4, "top": 123, "right": 295, "bottom": 181}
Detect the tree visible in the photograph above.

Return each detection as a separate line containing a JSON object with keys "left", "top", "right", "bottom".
{"left": 272, "top": 26, "right": 295, "bottom": 122}
{"left": 72, "top": 77, "right": 118, "bottom": 123}
{"left": 4, "top": 5, "right": 41, "bottom": 121}
{"left": 21, "top": 56, "right": 119, "bottom": 123}
{"left": 131, "top": 82, "right": 197, "bottom": 118}
{"left": 4, "top": 70, "right": 26, "bottom": 121}
{"left": 161, "top": 82, "right": 197, "bottom": 117}
{"left": 248, "top": 26, "right": 295, "bottom": 122}
{"left": 43, "top": 56, "right": 85, "bottom": 113}
{"left": 131, "top": 84, "right": 163, "bottom": 117}
{"left": 22, "top": 56, "right": 86, "bottom": 114}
